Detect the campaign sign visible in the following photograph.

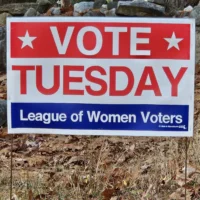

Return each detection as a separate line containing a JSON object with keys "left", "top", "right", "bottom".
{"left": 7, "top": 17, "right": 195, "bottom": 137}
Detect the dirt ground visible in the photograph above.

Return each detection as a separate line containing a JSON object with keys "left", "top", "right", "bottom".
{"left": 0, "top": 29, "right": 200, "bottom": 200}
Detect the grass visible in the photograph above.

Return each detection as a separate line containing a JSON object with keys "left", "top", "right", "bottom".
{"left": 0, "top": 135, "right": 199, "bottom": 200}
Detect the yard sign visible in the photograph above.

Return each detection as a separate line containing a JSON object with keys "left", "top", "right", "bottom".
{"left": 7, "top": 17, "right": 195, "bottom": 137}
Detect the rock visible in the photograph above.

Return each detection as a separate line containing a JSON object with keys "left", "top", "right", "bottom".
{"left": 190, "top": 5, "right": 200, "bottom": 25}
{"left": 105, "top": 8, "right": 116, "bottom": 16}
{"left": 184, "top": 5, "right": 193, "bottom": 11}
{"left": 147, "top": 0, "right": 165, "bottom": 6}
{"left": 107, "top": 2, "right": 118, "bottom": 10}
{"left": 73, "top": 11, "right": 80, "bottom": 16}
{"left": 174, "top": 5, "right": 193, "bottom": 18}
{"left": 175, "top": 10, "right": 191, "bottom": 18}
{"left": 46, "top": 6, "right": 61, "bottom": 15}
{"left": 93, "top": 0, "right": 106, "bottom": 9}
{"left": 84, "top": 10, "right": 105, "bottom": 16}
{"left": 0, "top": 27, "right": 6, "bottom": 71}
{"left": 0, "top": 27, "right": 5, "bottom": 50}
{"left": 49, "top": 0, "right": 57, "bottom": 3}
{"left": 36, "top": 0, "right": 53, "bottom": 14}
{"left": 116, "top": 0, "right": 165, "bottom": 16}
{"left": 0, "top": 3, "right": 38, "bottom": 15}
{"left": 150, "top": 0, "right": 199, "bottom": 11}
{"left": 165, "top": 0, "right": 185, "bottom": 16}
{"left": 24, "top": 7, "right": 37, "bottom": 16}
{"left": 56, "top": 0, "right": 61, "bottom": 6}
{"left": 0, "top": 100, "right": 7, "bottom": 126}
{"left": 102, "top": 4, "right": 107, "bottom": 9}
{"left": 74, "top": 2, "right": 94, "bottom": 14}
{"left": 52, "top": 7, "right": 61, "bottom": 15}
{"left": 71, "top": 0, "right": 93, "bottom": 5}
{"left": 186, "top": 0, "right": 200, "bottom": 6}
{"left": 0, "top": 0, "right": 36, "bottom": 4}
{"left": 100, "top": 6, "right": 107, "bottom": 14}
{"left": 195, "top": 28, "right": 200, "bottom": 65}
{"left": 0, "top": 12, "right": 11, "bottom": 25}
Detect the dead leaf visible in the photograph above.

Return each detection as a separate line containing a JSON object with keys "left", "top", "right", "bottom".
{"left": 182, "top": 164, "right": 199, "bottom": 177}
{"left": 196, "top": 94, "right": 200, "bottom": 101}
{"left": 64, "top": 143, "right": 83, "bottom": 151}
{"left": 28, "top": 190, "right": 33, "bottom": 200}
{"left": 65, "top": 156, "right": 84, "bottom": 166}
{"left": 0, "top": 93, "right": 6, "bottom": 99}
{"left": 169, "top": 188, "right": 192, "bottom": 200}
{"left": 34, "top": 194, "right": 48, "bottom": 200}
{"left": 117, "top": 155, "right": 126, "bottom": 164}
{"left": 142, "top": 184, "right": 153, "bottom": 200}
{"left": 0, "top": 127, "right": 7, "bottom": 137}
{"left": 141, "top": 163, "right": 151, "bottom": 174}
{"left": 110, "top": 197, "right": 118, "bottom": 200}
{"left": 0, "top": 74, "right": 6, "bottom": 82}
{"left": 11, "top": 194, "right": 19, "bottom": 200}
{"left": 101, "top": 188, "right": 116, "bottom": 200}
{"left": 63, "top": 11, "right": 73, "bottom": 16}
{"left": 129, "top": 144, "right": 135, "bottom": 152}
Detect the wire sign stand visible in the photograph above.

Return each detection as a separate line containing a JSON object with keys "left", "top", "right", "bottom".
{"left": 10, "top": 135, "right": 13, "bottom": 200}
{"left": 7, "top": 17, "right": 194, "bottom": 200}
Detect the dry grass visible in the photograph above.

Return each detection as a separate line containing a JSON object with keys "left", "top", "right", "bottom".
{"left": 0, "top": 135, "right": 199, "bottom": 200}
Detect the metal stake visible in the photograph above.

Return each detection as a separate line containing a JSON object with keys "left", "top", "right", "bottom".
{"left": 185, "top": 137, "right": 188, "bottom": 200}
{"left": 10, "top": 134, "right": 13, "bottom": 200}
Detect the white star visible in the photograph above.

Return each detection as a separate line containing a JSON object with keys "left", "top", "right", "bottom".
{"left": 164, "top": 32, "right": 183, "bottom": 50}
{"left": 18, "top": 31, "right": 37, "bottom": 49}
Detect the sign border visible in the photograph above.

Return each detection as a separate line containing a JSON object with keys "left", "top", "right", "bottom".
{"left": 6, "top": 17, "right": 196, "bottom": 137}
